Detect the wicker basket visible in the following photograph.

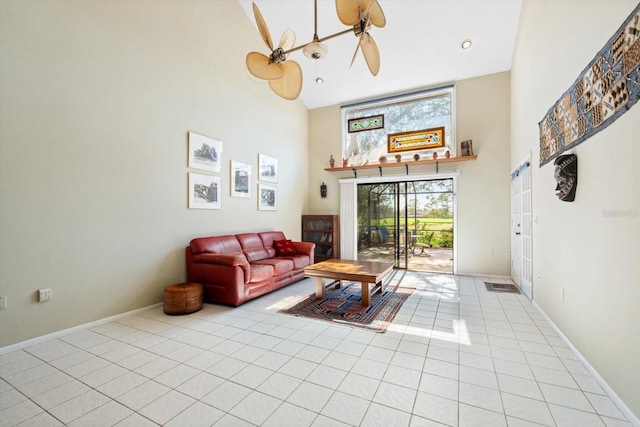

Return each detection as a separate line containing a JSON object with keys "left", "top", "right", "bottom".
{"left": 163, "top": 283, "right": 203, "bottom": 315}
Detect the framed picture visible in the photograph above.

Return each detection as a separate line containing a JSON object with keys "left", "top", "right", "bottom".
{"left": 348, "top": 114, "right": 384, "bottom": 133}
{"left": 258, "top": 183, "right": 277, "bottom": 211}
{"left": 387, "top": 127, "right": 445, "bottom": 153}
{"left": 188, "top": 132, "right": 222, "bottom": 173}
{"left": 230, "top": 161, "right": 251, "bottom": 198}
{"left": 188, "top": 173, "right": 221, "bottom": 209}
{"left": 258, "top": 154, "right": 278, "bottom": 183}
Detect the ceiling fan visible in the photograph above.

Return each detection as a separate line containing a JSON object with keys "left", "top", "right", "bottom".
{"left": 245, "top": 0, "right": 387, "bottom": 100}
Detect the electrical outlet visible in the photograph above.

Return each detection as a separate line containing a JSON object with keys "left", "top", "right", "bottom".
{"left": 0, "top": 296, "right": 7, "bottom": 309}
{"left": 38, "top": 288, "right": 52, "bottom": 303}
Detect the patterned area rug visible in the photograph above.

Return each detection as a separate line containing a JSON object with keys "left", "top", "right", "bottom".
{"left": 485, "top": 282, "right": 520, "bottom": 294}
{"left": 279, "top": 282, "right": 413, "bottom": 333}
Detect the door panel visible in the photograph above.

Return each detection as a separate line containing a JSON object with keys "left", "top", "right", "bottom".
{"left": 511, "top": 159, "right": 532, "bottom": 299}
{"left": 357, "top": 179, "right": 454, "bottom": 273}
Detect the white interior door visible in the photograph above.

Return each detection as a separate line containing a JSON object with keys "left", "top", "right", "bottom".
{"left": 511, "top": 157, "right": 532, "bottom": 299}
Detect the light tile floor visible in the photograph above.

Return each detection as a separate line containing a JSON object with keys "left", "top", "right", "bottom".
{"left": 0, "top": 272, "right": 633, "bottom": 426}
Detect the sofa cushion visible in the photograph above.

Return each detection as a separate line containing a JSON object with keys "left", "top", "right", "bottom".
{"left": 248, "top": 264, "right": 273, "bottom": 283}
{"left": 190, "top": 235, "right": 242, "bottom": 255}
{"left": 282, "top": 254, "right": 311, "bottom": 270}
{"left": 273, "top": 239, "right": 297, "bottom": 256}
{"left": 259, "top": 231, "right": 287, "bottom": 257}
{"left": 253, "top": 258, "right": 294, "bottom": 275}
{"left": 236, "top": 233, "right": 270, "bottom": 262}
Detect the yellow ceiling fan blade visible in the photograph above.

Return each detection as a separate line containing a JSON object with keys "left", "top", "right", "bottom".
{"left": 246, "top": 52, "right": 285, "bottom": 80}
{"left": 335, "top": 0, "right": 360, "bottom": 26}
{"left": 349, "top": 37, "right": 362, "bottom": 69}
{"left": 279, "top": 28, "right": 295, "bottom": 52}
{"left": 268, "top": 60, "right": 303, "bottom": 100}
{"left": 252, "top": 2, "right": 274, "bottom": 50}
{"left": 367, "top": 0, "right": 386, "bottom": 28}
{"left": 361, "top": 33, "right": 380, "bottom": 76}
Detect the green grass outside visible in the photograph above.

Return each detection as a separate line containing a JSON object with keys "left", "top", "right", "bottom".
{"left": 360, "top": 217, "right": 454, "bottom": 247}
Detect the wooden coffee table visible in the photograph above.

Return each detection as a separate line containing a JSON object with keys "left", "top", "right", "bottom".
{"left": 304, "top": 259, "right": 394, "bottom": 306}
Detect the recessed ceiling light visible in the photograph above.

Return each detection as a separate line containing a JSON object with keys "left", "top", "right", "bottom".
{"left": 315, "top": 77, "right": 324, "bottom": 84}
{"left": 461, "top": 39, "right": 472, "bottom": 49}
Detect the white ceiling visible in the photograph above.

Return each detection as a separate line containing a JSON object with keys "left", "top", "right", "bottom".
{"left": 238, "top": 0, "right": 522, "bottom": 110}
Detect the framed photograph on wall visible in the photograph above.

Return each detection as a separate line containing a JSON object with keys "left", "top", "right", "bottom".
{"left": 188, "top": 132, "right": 222, "bottom": 173}
{"left": 188, "top": 173, "right": 221, "bottom": 209}
{"left": 258, "top": 154, "right": 278, "bottom": 183}
{"left": 258, "top": 183, "right": 277, "bottom": 211}
{"left": 230, "top": 161, "right": 251, "bottom": 198}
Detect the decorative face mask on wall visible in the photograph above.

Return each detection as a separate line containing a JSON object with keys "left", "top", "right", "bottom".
{"left": 553, "top": 154, "right": 578, "bottom": 202}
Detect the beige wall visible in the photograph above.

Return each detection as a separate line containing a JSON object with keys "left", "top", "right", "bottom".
{"left": 308, "top": 72, "right": 512, "bottom": 276}
{"left": 511, "top": 0, "right": 640, "bottom": 418}
{"left": 0, "top": 0, "right": 308, "bottom": 347}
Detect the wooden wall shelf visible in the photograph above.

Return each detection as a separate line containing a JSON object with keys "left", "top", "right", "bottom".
{"left": 325, "top": 155, "right": 477, "bottom": 173}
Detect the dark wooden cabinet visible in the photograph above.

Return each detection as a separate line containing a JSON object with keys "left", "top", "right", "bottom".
{"left": 302, "top": 215, "right": 339, "bottom": 263}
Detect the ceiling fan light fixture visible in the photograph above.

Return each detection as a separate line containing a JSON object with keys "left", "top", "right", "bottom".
{"left": 315, "top": 77, "right": 324, "bottom": 84}
{"left": 303, "top": 41, "right": 328, "bottom": 59}
{"left": 461, "top": 39, "right": 473, "bottom": 49}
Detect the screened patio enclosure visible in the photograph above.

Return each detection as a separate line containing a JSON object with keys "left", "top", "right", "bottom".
{"left": 356, "top": 179, "right": 454, "bottom": 273}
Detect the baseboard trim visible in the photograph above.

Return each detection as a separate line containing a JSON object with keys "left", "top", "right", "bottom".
{"left": 0, "top": 303, "right": 163, "bottom": 355}
{"left": 532, "top": 301, "right": 640, "bottom": 426}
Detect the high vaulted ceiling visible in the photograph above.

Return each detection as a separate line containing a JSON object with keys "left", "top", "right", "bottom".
{"left": 239, "top": 0, "right": 522, "bottom": 110}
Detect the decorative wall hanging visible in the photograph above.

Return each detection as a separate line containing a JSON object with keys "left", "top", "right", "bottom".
{"left": 258, "top": 183, "right": 277, "bottom": 211}
{"left": 553, "top": 154, "right": 578, "bottom": 202}
{"left": 348, "top": 114, "right": 385, "bottom": 133}
{"left": 387, "top": 127, "right": 445, "bottom": 153}
{"left": 230, "top": 161, "right": 251, "bottom": 198}
{"left": 258, "top": 154, "right": 278, "bottom": 183}
{"left": 188, "top": 132, "right": 222, "bottom": 173}
{"left": 538, "top": 4, "right": 640, "bottom": 166}
{"left": 188, "top": 173, "right": 221, "bottom": 209}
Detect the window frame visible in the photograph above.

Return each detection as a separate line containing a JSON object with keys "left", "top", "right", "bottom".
{"left": 340, "top": 86, "right": 457, "bottom": 163}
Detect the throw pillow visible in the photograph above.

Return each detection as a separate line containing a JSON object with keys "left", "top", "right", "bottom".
{"left": 274, "top": 239, "right": 297, "bottom": 256}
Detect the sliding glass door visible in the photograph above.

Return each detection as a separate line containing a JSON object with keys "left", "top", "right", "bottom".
{"left": 357, "top": 179, "right": 454, "bottom": 273}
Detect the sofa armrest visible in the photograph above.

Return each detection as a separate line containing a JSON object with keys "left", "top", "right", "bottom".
{"left": 193, "top": 253, "right": 248, "bottom": 267}
{"left": 189, "top": 252, "right": 250, "bottom": 283}
{"left": 293, "top": 241, "right": 315, "bottom": 257}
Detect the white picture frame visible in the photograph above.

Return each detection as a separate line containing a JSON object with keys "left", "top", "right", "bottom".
{"left": 258, "top": 183, "right": 277, "bottom": 211}
{"left": 258, "top": 153, "right": 278, "bottom": 183}
{"left": 230, "top": 161, "right": 251, "bottom": 198}
{"left": 188, "top": 132, "right": 222, "bottom": 173}
{"left": 188, "top": 173, "right": 221, "bottom": 209}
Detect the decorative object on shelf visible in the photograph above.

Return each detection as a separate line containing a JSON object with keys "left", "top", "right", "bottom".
{"left": 230, "top": 161, "right": 251, "bottom": 198}
{"left": 188, "top": 173, "right": 221, "bottom": 209}
{"left": 342, "top": 158, "right": 349, "bottom": 166}
{"left": 445, "top": 150, "right": 451, "bottom": 159}
{"left": 395, "top": 154, "right": 402, "bottom": 162}
{"left": 432, "top": 152, "right": 438, "bottom": 160}
{"left": 245, "top": 0, "right": 387, "bottom": 100}
{"left": 413, "top": 153, "right": 420, "bottom": 161}
{"left": 538, "top": 3, "right": 640, "bottom": 166}
{"left": 258, "top": 183, "right": 277, "bottom": 210}
{"left": 320, "top": 182, "right": 327, "bottom": 198}
{"left": 329, "top": 155, "right": 335, "bottom": 168}
{"left": 461, "top": 140, "right": 474, "bottom": 156}
{"left": 378, "top": 155, "right": 387, "bottom": 164}
{"left": 258, "top": 153, "right": 278, "bottom": 183}
{"left": 387, "top": 127, "right": 445, "bottom": 153}
{"left": 348, "top": 114, "right": 385, "bottom": 133}
{"left": 553, "top": 154, "right": 578, "bottom": 202}
{"left": 188, "top": 132, "right": 222, "bottom": 173}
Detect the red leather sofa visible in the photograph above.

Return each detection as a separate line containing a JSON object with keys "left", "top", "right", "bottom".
{"left": 186, "top": 231, "right": 315, "bottom": 306}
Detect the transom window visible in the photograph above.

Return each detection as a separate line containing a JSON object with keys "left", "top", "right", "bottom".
{"left": 341, "top": 86, "right": 455, "bottom": 165}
